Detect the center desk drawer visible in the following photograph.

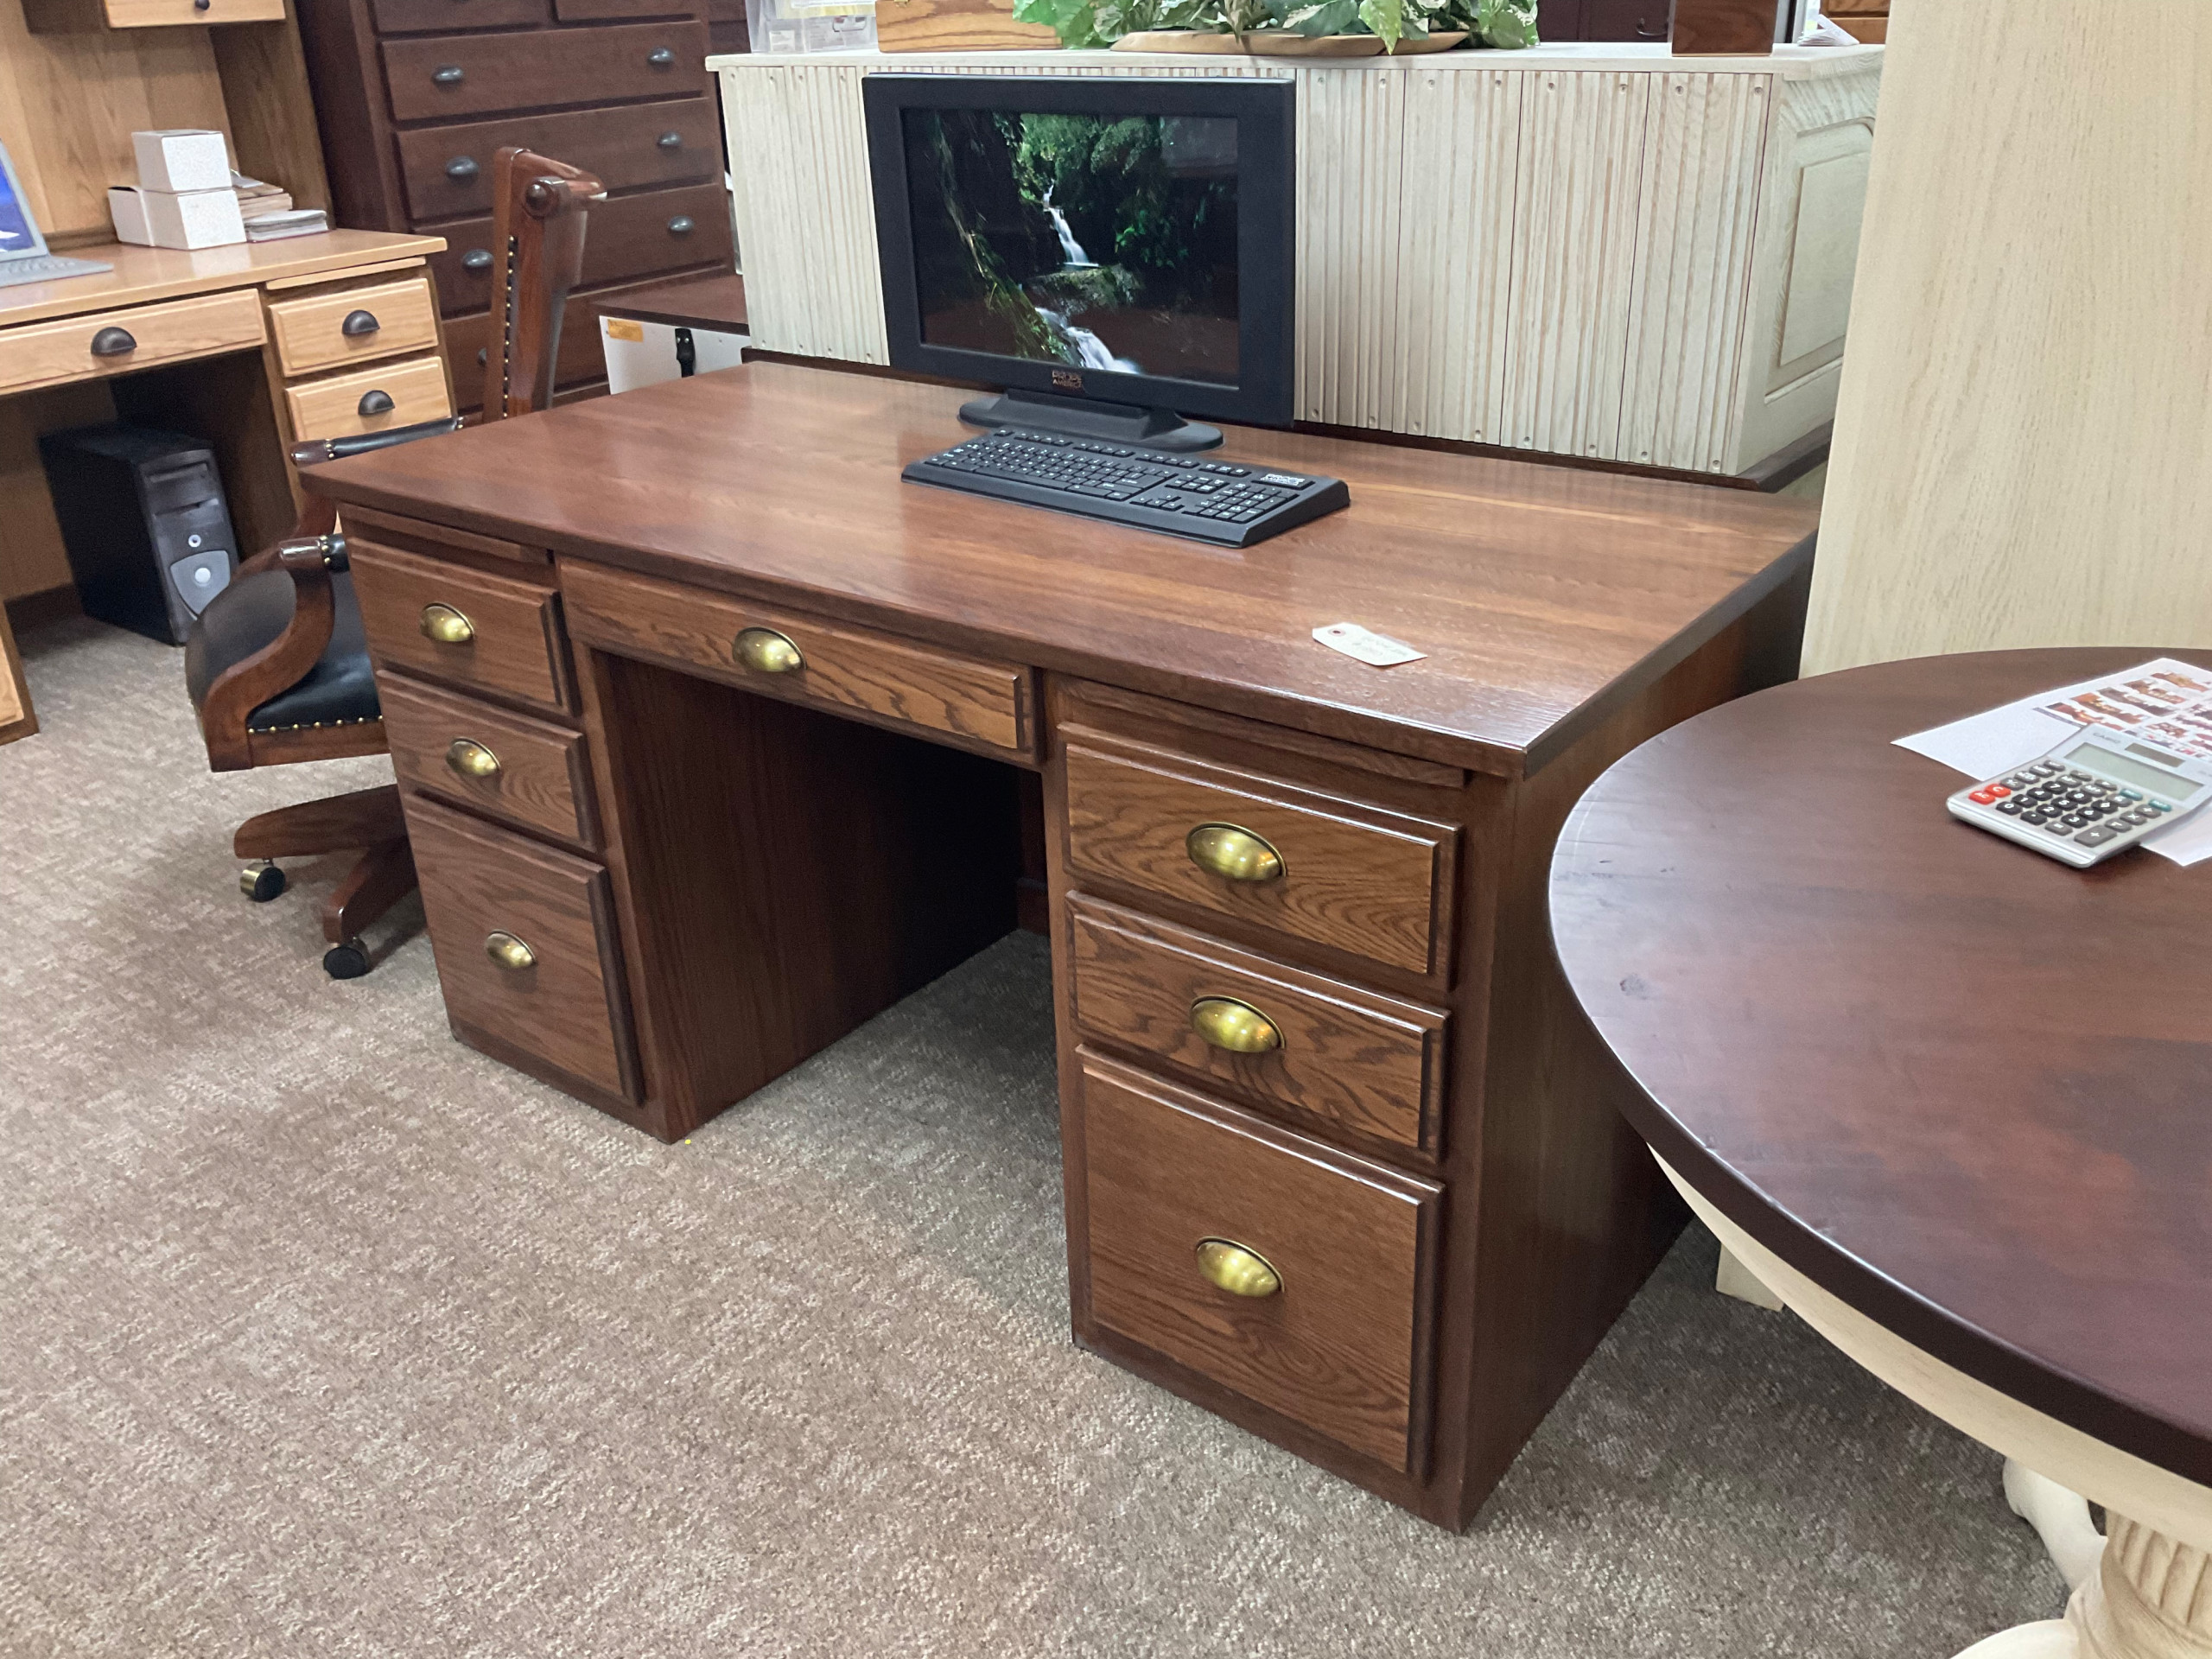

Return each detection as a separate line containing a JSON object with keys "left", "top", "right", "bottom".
{"left": 407, "top": 797, "right": 639, "bottom": 1102}
{"left": 380, "top": 672, "right": 596, "bottom": 848}
{"left": 562, "top": 563, "right": 1037, "bottom": 761}
{"left": 1062, "top": 736, "right": 1458, "bottom": 979}
{"left": 0, "top": 289, "right": 264, "bottom": 397}
{"left": 1078, "top": 1051, "right": 1440, "bottom": 1474}
{"left": 351, "top": 540, "right": 574, "bottom": 714}
{"left": 267, "top": 276, "right": 440, "bottom": 378}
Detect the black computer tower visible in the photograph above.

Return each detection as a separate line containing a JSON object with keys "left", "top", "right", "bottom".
{"left": 40, "top": 424, "right": 240, "bottom": 645}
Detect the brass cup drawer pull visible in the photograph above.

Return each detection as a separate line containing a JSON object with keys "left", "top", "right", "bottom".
{"left": 734, "top": 626, "right": 804, "bottom": 674}
{"left": 420, "top": 602, "right": 474, "bottom": 645}
{"left": 445, "top": 737, "right": 501, "bottom": 780}
{"left": 1185, "top": 823, "right": 1284, "bottom": 883}
{"left": 1195, "top": 1237, "right": 1282, "bottom": 1299}
{"left": 1190, "top": 996, "right": 1282, "bottom": 1055}
{"left": 484, "top": 931, "right": 536, "bottom": 971}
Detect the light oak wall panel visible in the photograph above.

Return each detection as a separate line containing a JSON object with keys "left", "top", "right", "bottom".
{"left": 1803, "top": 1, "right": 2212, "bottom": 672}
{"left": 1297, "top": 66, "right": 1406, "bottom": 435}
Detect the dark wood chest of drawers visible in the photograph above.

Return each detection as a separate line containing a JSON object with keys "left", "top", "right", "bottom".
{"left": 297, "top": 0, "right": 736, "bottom": 411}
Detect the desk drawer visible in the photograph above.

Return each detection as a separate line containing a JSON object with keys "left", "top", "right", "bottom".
{"left": 406, "top": 796, "right": 639, "bottom": 1102}
{"left": 0, "top": 289, "right": 264, "bottom": 397}
{"left": 1077, "top": 1052, "right": 1439, "bottom": 1473}
{"left": 1062, "top": 736, "right": 1458, "bottom": 979}
{"left": 563, "top": 563, "right": 1037, "bottom": 760}
{"left": 382, "top": 22, "right": 709, "bottom": 122}
{"left": 267, "top": 276, "right": 440, "bottom": 378}
{"left": 1067, "top": 896, "right": 1446, "bottom": 1155}
{"left": 427, "top": 183, "right": 731, "bottom": 317}
{"left": 397, "top": 99, "right": 719, "bottom": 222}
{"left": 352, "top": 540, "right": 575, "bottom": 714}
{"left": 284, "top": 353, "right": 452, "bottom": 443}
{"left": 380, "top": 672, "right": 596, "bottom": 848}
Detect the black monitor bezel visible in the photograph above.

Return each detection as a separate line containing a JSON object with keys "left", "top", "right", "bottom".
{"left": 863, "top": 73, "right": 1295, "bottom": 429}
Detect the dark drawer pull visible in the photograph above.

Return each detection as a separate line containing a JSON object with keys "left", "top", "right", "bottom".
{"left": 647, "top": 46, "right": 674, "bottom": 65}
{"left": 658, "top": 130, "right": 683, "bottom": 149}
{"left": 359, "top": 389, "right": 396, "bottom": 417}
{"left": 340, "top": 309, "right": 380, "bottom": 337}
{"left": 1635, "top": 16, "right": 1664, "bottom": 35}
{"left": 667, "top": 215, "right": 694, "bottom": 236}
{"left": 89, "top": 326, "right": 137, "bottom": 357}
{"left": 445, "top": 156, "right": 479, "bottom": 181}
{"left": 462, "top": 248, "right": 491, "bottom": 272}
{"left": 431, "top": 65, "right": 464, "bottom": 85}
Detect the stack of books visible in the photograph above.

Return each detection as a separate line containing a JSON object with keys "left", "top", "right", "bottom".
{"left": 232, "top": 173, "right": 329, "bottom": 242}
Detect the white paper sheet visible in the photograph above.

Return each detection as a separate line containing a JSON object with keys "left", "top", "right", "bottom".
{"left": 1895, "top": 658, "right": 2212, "bottom": 866}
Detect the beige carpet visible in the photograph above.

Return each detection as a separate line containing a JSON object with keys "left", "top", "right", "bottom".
{"left": 1, "top": 618, "right": 2066, "bottom": 1658}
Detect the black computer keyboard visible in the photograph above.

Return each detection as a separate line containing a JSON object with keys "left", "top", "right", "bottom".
{"left": 903, "top": 428, "right": 1350, "bottom": 547}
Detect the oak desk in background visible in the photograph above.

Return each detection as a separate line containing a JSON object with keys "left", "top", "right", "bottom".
{"left": 302, "top": 359, "right": 1819, "bottom": 1529}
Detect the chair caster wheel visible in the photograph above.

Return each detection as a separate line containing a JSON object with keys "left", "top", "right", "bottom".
{"left": 240, "top": 861, "right": 286, "bottom": 902}
{"left": 323, "top": 939, "right": 371, "bottom": 980}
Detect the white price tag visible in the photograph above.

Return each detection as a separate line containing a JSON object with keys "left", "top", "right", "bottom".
{"left": 1313, "top": 622, "right": 1426, "bottom": 668}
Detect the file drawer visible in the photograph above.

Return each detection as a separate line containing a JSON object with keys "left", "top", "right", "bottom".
{"left": 267, "top": 276, "right": 440, "bottom": 378}
{"left": 1066, "top": 895, "right": 1446, "bottom": 1154}
{"left": 1062, "top": 735, "right": 1459, "bottom": 979}
{"left": 1077, "top": 1051, "right": 1440, "bottom": 1473}
{"left": 381, "top": 21, "right": 708, "bottom": 121}
{"left": 406, "top": 797, "right": 639, "bottom": 1101}
{"left": 380, "top": 672, "right": 597, "bottom": 849}
{"left": 351, "top": 539, "right": 575, "bottom": 714}
{"left": 283, "top": 353, "right": 452, "bottom": 443}
{"left": 0, "top": 289, "right": 264, "bottom": 397}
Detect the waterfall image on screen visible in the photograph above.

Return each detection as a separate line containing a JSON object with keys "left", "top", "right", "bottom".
{"left": 901, "top": 109, "right": 1240, "bottom": 387}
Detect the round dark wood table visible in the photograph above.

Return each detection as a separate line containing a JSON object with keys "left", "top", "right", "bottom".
{"left": 1548, "top": 649, "right": 2212, "bottom": 1659}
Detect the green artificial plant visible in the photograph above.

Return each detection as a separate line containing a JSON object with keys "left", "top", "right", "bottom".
{"left": 1012, "top": 0, "right": 1533, "bottom": 49}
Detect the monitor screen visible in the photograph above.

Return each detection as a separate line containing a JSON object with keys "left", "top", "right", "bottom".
{"left": 901, "top": 109, "right": 1241, "bottom": 389}
{"left": 0, "top": 156, "right": 37, "bottom": 255}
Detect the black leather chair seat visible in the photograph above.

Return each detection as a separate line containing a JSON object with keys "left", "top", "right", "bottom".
{"left": 184, "top": 568, "right": 379, "bottom": 732}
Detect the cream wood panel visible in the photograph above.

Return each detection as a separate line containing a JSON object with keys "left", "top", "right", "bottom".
{"left": 268, "top": 276, "right": 440, "bottom": 377}
{"left": 0, "top": 289, "right": 265, "bottom": 397}
{"left": 1804, "top": 0, "right": 2212, "bottom": 673}
{"left": 283, "top": 353, "right": 452, "bottom": 442}
{"left": 99, "top": 0, "right": 286, "bottom": 22}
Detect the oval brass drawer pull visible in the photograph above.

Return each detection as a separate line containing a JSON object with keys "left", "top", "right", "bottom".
{"left": 1190, "top": 996, "right": 1282, "bottom": 1054}
{"left": 420, "top": 602, "right": 474, "bottom": 645}
{"left": 446, "top": 737, "right": 500, "bottom": 780}
{"left": 1195, "top": 1238, "right": 1281, "bottom": 1299}
{"left": 484, "top": 931, "right": 535, "bottom": 971}
{"left": 1185, "top": 823, "right": 1284, "bottom": 883}
{"left": 734, "top": 626, "right": 804, "bottom": 674}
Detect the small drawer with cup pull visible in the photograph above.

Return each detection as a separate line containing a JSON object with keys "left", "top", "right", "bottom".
{"left": 404, "top": 795, "right": 639, "bottom": 1103}
{"left": 1060, "top": 733, "right": 1459, "bottom": 980}
{"left": 0, "top": 289, "right": 264, "bottom": 397}
{"left": 378, "top": 671, "right": 597, "bottom": 849}
{"left": 350, "top": 538, "right": 575, "bottom": 715}
{"left": 561, "top": 561, "right": 1038, "bottom": 762}
{"left": 379, "top": 21, "right": 708, "bottom": 122}
{"left": 1065, "top": 894, "right": 1446, "bottom": 1155}
{"left": 282, "top": 353, "right": 453, "bottom": 445}
{"left": 1076, "top": 1049, "right": 1440, "bottom": 1474}
{"left": 266, "top": 276, "right": 440, "bottom": 378}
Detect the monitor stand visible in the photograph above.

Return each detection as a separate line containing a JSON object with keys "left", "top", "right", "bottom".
{"left": 957, "top": 387, "right": 1223, "bottom": 453}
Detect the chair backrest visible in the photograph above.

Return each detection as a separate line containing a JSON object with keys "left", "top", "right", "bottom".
{"left": 482, "top": 147, "right": 605, "bottom": 420}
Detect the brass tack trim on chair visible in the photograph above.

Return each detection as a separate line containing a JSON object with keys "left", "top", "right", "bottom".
{"left": 1190, "top": 996, "right": 1283, "bottom": 1054}
{"left": 1185, "top": 823, "right": 1285, "bottom": 883}
{"left": 1194, "top": 1238, "right": 1281, "bottom": 1298}
{"left": 446, "top": 737, "right": 501, "bottom": 780}
{"left": 420, "top": 602, "right": 474, "bottom": 645}
{"left": 734, "top": 626, "right": 804, "bottom": 674}
{"left": 484, "top": 931, "right": 536, "bottom": 971}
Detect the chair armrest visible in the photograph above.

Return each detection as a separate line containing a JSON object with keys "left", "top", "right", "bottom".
{"left": 289, "top": 416, "right": 465, "bottom": 468}
{"left": 194, "top": 534, "right": 348, "bottom": 768}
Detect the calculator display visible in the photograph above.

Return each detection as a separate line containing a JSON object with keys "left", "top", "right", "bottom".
{"left": 2075, "top": 747, "right": 2202, "bottom": 798}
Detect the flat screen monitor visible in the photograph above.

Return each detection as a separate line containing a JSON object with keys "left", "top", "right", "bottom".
{"left": 863, "top": 74, "right": 1294, "bottom": 440}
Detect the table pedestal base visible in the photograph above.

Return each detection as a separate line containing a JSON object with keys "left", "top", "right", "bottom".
{"left": 1961, "top": 1488, "right": 2212, "bottom": 1659}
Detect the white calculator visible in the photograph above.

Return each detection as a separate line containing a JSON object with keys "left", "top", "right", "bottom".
{"left": 1948, "top": 724, "right": 2212, "bottom": 867}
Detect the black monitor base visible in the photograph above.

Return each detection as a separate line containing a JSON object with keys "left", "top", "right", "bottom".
{"left": 957, "top": 388, "right": 1224, "bottom": 453}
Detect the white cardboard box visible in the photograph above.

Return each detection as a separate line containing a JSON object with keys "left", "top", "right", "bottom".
{"left": 108, "top": 186, "right": 246, "bottom": 251}
{"left": 131, "top": 130, "right": 232, "bottom": 194}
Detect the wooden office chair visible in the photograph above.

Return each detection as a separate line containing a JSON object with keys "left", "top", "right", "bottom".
{"left": 184, "top": 149, "right": 604, "bottom": 978}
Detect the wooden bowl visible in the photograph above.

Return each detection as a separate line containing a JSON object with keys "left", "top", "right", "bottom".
{"left": 1237, "top": 30, "right": 1386, "bottom": 54}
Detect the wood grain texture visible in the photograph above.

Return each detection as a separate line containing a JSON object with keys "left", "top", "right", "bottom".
{"left": 405, "top": 794, "right": 639, "bottom": 1100}
{"left": 350, "top": 537, "right": 574, "bottom": 712}
{"left": 0, "top": 602, "right": 34, "bottom": 744}
{"left": 379, "top": 671, "right": 599, "bottom": 847}
{"left": 267, "top": 275, "right": 439, "bottom": 377}
{"left": 1062, "top": 731, "right": 1457, "bottom": 978}
{"left": 394, "top": 99, "right": 720, "bottom": 224}
{"left": 1805, "top": 2, "right": 2212, "bottom": 672}
{"left": 283, "top": 353, "right": 453, "bottom": 442}
{"left": 1549, "top": 646, "right": 2212, "bottom": 1491}
{"left": 371, "top": 0, "right": 545, "bottom": 30}
{"left": 876, "top": 0, "right": 1058, "bottom": 50}
{"left": 0, "top": 234, "right": 448, "bottom": 333}
{"left": 0, "top": 289, "right": 264, "bottom": 398}
{"left": 1065, "top": 893, "right": 1447, "bottom": 1154}
{"left": 380, "top": 21, "right": 708, "bottom": 121}
{"left": 424, "top": 183, "right": 733, "bottom": 323}
{"left": 338, "top": 504, "right": 546, "bottom": 566}
{"left": 1077, "top": 1048, "right": 1440, "bottom": 1473}
{"left": 212, "top": 10, "right": 336, "bottom": 217}
{"left": 300, "top": 363, "right": 1823, "bottom": 777}
{"left": 563, "top": 561, "right": 1038, "bottom": 761}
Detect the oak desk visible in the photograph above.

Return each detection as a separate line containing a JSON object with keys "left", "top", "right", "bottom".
{"left": 304, "top": 360, "right": 1819, "bottom": 1527}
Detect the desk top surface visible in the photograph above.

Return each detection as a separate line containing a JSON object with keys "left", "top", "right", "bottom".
{"left": 306, "top": 362, "right": 1819, "bottom": 775}
{"left": 1549, "top": 648, "right": 2212, "bottom": 1487}
{"left": 593, "top": 273, "right": 747, "bottom": 334}
{"left": 0, "top": 231, "right": 447, "bottom": 328}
